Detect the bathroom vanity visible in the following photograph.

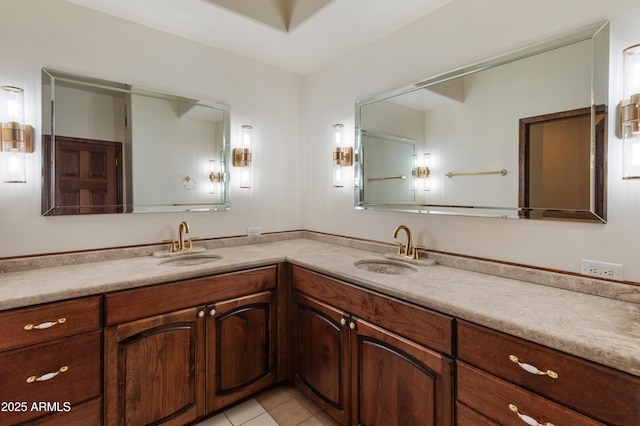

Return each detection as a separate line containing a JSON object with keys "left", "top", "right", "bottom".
{"left": 0, "top": 234, "right": 638, "bottom": 425}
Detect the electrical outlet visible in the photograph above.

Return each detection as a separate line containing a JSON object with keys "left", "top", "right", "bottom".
{"left": 581, "top": 259, "right": 624, "bottom": 280}
{"left": 247, "top": 227, "right": 261, "bottom": 236}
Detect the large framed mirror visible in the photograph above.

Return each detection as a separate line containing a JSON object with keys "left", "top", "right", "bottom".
{"left": 355, "top": 21, "right": 609, "bottom": 222}
{"left": 41, "top": 68, "right": 230, "bottom": 215}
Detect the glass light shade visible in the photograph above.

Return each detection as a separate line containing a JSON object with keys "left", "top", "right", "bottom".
{"left": 622, "top": 45, "right": 640, "bottom": 179}
{"left": 2, "top": 140, "right": 26, "bottom": 183}
{"left": 422, "top": 153, "right": 431, "bottom": 191}
{"left": 1, "top": 85, "right": 25, "bottom": 125}
{"left": 239, "top": 125, "right": 253, "bottom": 188}
{"left": 333, "top": 124, "right": 344, "bottom": 187}
{"left": 622, "top": 120, "right": 640, "bottom": 179}
{"left": 209, "top": 160, "right": 217, "bottom": 194}
{"left": 1, "top": 87, "right": 27, "bottom": 183}
{"left": 623, "top": 45, "right": 640, "bottom": 100}
{"left": 333, "top": 166, "right": 343, "bottom": 188}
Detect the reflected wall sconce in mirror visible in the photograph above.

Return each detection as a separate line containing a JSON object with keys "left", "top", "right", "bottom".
{"left": 233, "top": 124, "right": 253, "bottom": 188}
{"left": 332, "top": 124, "right": 353, "bottom": 187}
{"left": 209, "top": 159, "right": 223, "bottom": 194}
{"left": 1, "top": 86, "right": 32, "bottom": 183}
{"left": 621, "top": 44, "right": 640, "bottom": 179}
{"left": 620, "top": 44, "right": 640, "bottom": 179}
{"left": 414, "top": 153, "right": 431, "bottom": 191}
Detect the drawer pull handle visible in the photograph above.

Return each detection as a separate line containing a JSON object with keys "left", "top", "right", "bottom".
{"left": 509, "top": 404, "right": 554, "bottom": 426}
{"left": 24, "top": 318, "right": 66, "bottom": 331}
{"left": 26, "top": 366, "right": 69, "bottom": 383}
{"left": 509, "top": 355, "right": 558, "bottom": 379}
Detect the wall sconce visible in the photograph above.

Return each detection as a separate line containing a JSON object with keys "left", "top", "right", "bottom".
{"left": 209, "top": 159, "right": 223, "bottom": 194}
{"left": 414, "top": 153, "right": 431, "bottom": 191}
{"left": 233, "top": 124, "right": 253, "bottom": 188}
{"left": 332, "top": 124, "right": 353, "bottom": 187}
{"left": 1, "top": 86, "right": 32, "bottom": 183}
{"left": 621, "top": 44, "right": 640, "bottom": 179}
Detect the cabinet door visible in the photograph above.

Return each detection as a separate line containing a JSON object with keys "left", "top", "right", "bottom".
{"left": 351, "top": 319, "right": 454, "bottom": 426}
{"left": 104, "top": 307, "right": 205, "bottom": 426}
{"left": 206, "top": 291, "right": 277, "bottom": 412}
{"left": 292, "top": 292, "right": 350, "bottom": 425}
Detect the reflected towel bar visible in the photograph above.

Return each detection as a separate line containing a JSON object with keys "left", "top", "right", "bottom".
{"left": 446, "top": 169, "right": 507, "bottom": 178}
{"left": 367, "top": 175, "right": 407, "bottom": 182}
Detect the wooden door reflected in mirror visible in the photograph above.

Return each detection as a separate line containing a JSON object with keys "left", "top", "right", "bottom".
{"left": 519, "top": 106, "right": 606, "bottom": 222}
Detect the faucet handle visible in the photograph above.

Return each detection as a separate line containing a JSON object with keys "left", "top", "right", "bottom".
{"left": 412, "top": 245, "right": 428, "bottom": 260}
{"left": 393, "top": 241, "right": 406, "bottom": 256}
{"left": 162, "top": 239, "right": 179, "bottom": 253}
{"left": 185, "top": 237, "right": 201, "bottom": 250}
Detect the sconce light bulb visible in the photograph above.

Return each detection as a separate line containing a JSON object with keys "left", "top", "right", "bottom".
{"left": 241, "top": 125, "right": 253, "bottom": 149}
{"left": 333, "top": 124, "right": 344, "bottom": 148}
{"left": 240, "top": 168, "right": 252, "bottom": 188}
{"left": 333, "top": 166, "right": 343, "bottom": 188}
{"left": 1, "top": 86, "right": 25, "bottom": 125}
{"left": 3, "top": 145, "right": 27, "bottom": 183}
{"left": 623, "top": 44, "right": 640, "bottom": 99}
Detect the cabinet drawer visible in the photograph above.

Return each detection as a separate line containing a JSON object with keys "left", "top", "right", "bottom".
{"left": 292, "top": 266, "right": 453, "bottom": 355}
{"left": 0, "top": 331, "right": 102, "bottom": 425}
{"left": 457, "top": 362, "right": 605, "bottom": 425}
{"left": 457, "top": 320, "right": 640, "bottom": 425}
{"left": 106, "top": 266, "right": 277, "bottom": 325}
{"left": 456, "top": 402, "right": 499, "bottom": 426}
{"left": 24, "top": 397, "right": 102, "bottom": 426}
{"left": 0, "top": 296, "right": 101, "bottom": 351}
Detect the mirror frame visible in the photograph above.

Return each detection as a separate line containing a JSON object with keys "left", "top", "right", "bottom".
{"left": 354, "top": 21, "right": 609, "bottom": 222}
{"left": 41, "top": 68, "right": 231, "bottom": 215}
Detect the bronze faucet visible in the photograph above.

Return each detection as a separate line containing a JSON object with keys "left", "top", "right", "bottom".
{"left": 178, "top": 221, "right": 190, "bottom": 251}
{"left": 393, "top": 225, "right": 414, "bottom": 258}
{"left": 392, "top": 225, "right": 425, "bottom": 260}
{"left": 164, "top": 221, "right": 197, "bottom": 252}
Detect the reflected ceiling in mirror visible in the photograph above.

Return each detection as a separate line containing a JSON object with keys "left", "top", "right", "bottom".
{"left": 355, "top": 21, "right": 609, "bottom": 222}
{"left": 41, "top": 68, "right": 230, "bottom": 215}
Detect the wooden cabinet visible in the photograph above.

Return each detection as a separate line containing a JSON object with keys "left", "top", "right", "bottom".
{"left": 104, "top": 307, "right": 205, "bottom": 426}
{"left": 457, "top": 320, "right": 640, "bottom": 426}
{"left": 352, "top": 317, "right": 453, "bottom": 426}
{"left": 104, "top": 266, "right": 278, "bottom": 425}
{"left": 293, "top": 293, "right": 350, "bottom": 423}
{"left": 0, "top": 296, "right": 103, "bottom": 426}
{"left": 292, "top": 266, "right": 454, "bottom": 426}
{"left": 206, "top": 290, "right": 278, "bottom": 412}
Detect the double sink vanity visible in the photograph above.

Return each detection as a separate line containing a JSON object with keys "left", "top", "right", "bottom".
{"left": 0, "top": 228, "right": 638, "bottom": 425}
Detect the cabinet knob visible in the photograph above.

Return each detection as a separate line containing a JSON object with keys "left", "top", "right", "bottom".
{"left": 209, "top": 308, "right": 216, "bottom": 317}
{"left": 26, "top": 365, "right": 69, "bottom": 383}
{"left": 340, "top": 318, "right": 347, "bottom": 326}
{"left": 349, "top": 321, "right": 356, "bottom": 330}
{"left": 197, "top": 310, "right": 205, "bottom": 318}
{"left": 24, "top": 318, "right": 66, "bottom": 331}
{"left": 508, "top": 404, "right": 554, "bottom": 426}
{"left": 509, "top": 355, "right": 558, "bottom": 379}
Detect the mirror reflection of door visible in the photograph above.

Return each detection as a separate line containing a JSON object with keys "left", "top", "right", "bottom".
{"left": 43, "top": 135, "right": 123, "bottom": 214}
{"left": 519, "top": 106, "right": 606, "bottom": 221}
{"left": 362, "top": 132, "right": 415, "bottom": 203}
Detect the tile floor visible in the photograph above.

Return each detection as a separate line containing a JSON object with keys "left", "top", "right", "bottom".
{"left": 195, "top": 382, "right": 340, "bottom": 426}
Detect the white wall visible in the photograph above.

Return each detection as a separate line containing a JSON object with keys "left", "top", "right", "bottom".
{"left": 301, "top": 0, "right": 640, "bottom": 281}
{"left": 0, "top": 0, "right": 301, "bottom": 257}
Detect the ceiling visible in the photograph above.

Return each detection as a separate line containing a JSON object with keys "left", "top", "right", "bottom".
{"left": 66, "top": 0, "right": 453, "bottom": 75}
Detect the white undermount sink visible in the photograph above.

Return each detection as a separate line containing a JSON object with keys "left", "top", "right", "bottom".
{"left": 158, "top": 253, "right": 222, "bottom": 266}
{"left": 354, "top": 259, "right": 418, "bottom": 275}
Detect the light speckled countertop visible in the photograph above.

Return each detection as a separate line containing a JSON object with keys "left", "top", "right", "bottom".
{"left": 1, "top": 236, "right": 638, "bottom": 377}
